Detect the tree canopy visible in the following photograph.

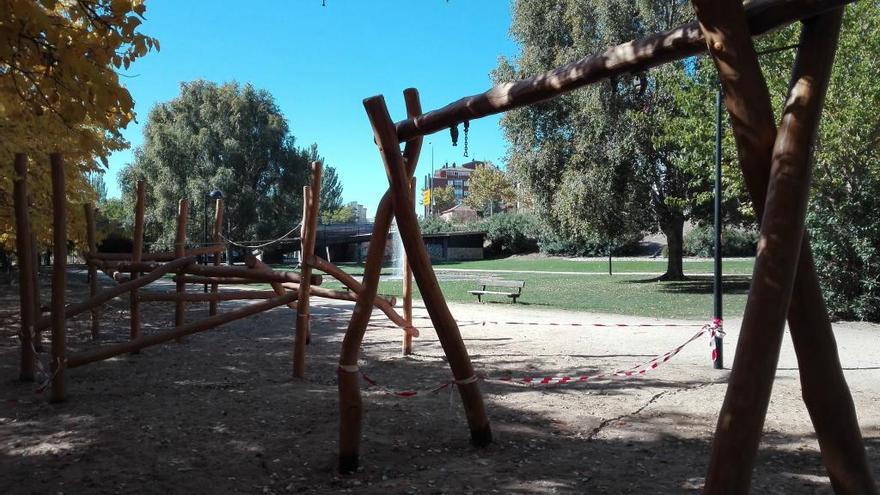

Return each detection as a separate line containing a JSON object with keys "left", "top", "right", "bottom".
{"left": 495, "top": 0, "right": 711, "bottom": 279}
{"left": 464, "top": 163, "right": 515, "bottom": 215}
{"left": 120, "top": 81, "right": 316, "bottom": 250}
{"left": 1, "top": 0, "right": 157, "bottom": 250}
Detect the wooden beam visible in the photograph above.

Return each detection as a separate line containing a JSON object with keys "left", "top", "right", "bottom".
{"left": 138, "top": 290, "right": 281, "bottom": 302}
{"left": 13, "top": 153, "right": 36, "bottom": 382}
{"left": 367, "top": 94, "right": 491, "bottom": 450}
{"left": 704, "top": 11, "right": 847, "bottom": 493}
{"left": 49, "top": 153, "right": 66, "bottom": 403}
{"left": 173, "top": 275, "right": 261, "bottom": 285}
{"left": 294, "top": 162, "right": 322, "bottom": 378}
{"left": 184, "top": 263, "right": 322, "bottom": 285}
{"left": 245, "top": 256, "right": 300, "bottom": 310}
{"left": 88, "top": 244, "right": 224, "bottom": 262}
{"left": 693, "top": 2, "right": 875, "bottom": 493}
{"left": 338, "top": 88, "right": 425, "bottom": 473}
{"left": 393, "top": 0, "right": 854, "bottom": 143}
{"left": 402, "top": 178, "right": 415, "bottom": 355}
{"left": 67, "top": 292, "right": 298, "bottom": 368}
{"left": 307, "top": 256, "right": 413, "bottom": 335}
{"left": 34, "top": 256, "right": 197, "bottom": 332}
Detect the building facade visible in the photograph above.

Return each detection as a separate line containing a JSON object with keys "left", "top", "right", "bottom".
{"left": 422, "top": 160, "right": 486, "bottom": 216}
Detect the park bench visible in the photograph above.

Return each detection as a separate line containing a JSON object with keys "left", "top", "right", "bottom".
{"left": 468, "top": 279, "right": 525, "bottom": 304}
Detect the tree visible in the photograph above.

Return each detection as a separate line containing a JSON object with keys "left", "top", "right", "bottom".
{"left": 320, "top": 164, "right": 345, "bottom": 217}
{"left": 323, "top": 205, "right": 356, "bottom": 224}
{"left": 120, "top": 81, "right": 314, "bottom": 254}
{"left": 430, "top": 186, "right": 457, "bottom": 214}
{"left": 88, "top": 172, "right": 108, "bottom": 203}
{"left": 496, "top": 0, "right": 709, "bottom": 280}
{"left": 1, "top": 0, "right": 157, "bottom": 251}
{"left": 464, "top": 163, "right": 516, "bottom": 215}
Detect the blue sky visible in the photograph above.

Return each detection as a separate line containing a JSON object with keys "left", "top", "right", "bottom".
{"left": 107, "top": 1, "right": 519, "bottom": 218}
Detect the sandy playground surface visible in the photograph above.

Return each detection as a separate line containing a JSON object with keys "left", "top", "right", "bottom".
{"left": 0, "top": 268, "right": 878, "bottom": 494}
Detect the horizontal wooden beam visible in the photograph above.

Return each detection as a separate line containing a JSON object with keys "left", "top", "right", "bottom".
{"left": 35, "top": 256, "right": 196, "bottom": 332}
{"left": 392, "top": 0, "right": 854, "bottom": 142}
{"left": 172, "top": 275, "right": 263, "bottom": 285}
{"left": 138, "top": 290, "right": 282, "bottom": 302}
{"left": 67, "top": 292, "right": 298, "bottom": 368}
{"left": 184, "top": 264, "right": 323, "bottom": 286}
{"left": 90, "top": 244, "right": 224, "bottom": 262}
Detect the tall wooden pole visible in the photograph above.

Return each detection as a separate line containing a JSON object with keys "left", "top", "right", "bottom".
{"left": 339, "top": 88, "right": 425, "bottom": 473}
{"left": 209, "top": 198, "right": 224, "bottom": 316}
{"left": 366, "top": 93, "right": 492, "bottom": 452}
{"left": 130, "top": 181, "right": 145, "bottom": 344}
{"left": 85, "top": 204, "right": 99, "bottom": 339}
{"left": 49, "top": 153, "right": 66, "bottom": 403}
{"left": 12, "top": 154, "right": 36, "bottom": 382}
{"left": 694, "top": 2, "right": 875, "bottom": 491}
{"left": 174, "top": 199, "right": 189, "bottom": 341}
{"left": 701, "top": 11, "right": 849, "bottom": 493}
{"left": 402, "top": 178, "right": 415, "bottom": 355}
{"left": 294, "top": 162, "right": 322, "bottom": 378}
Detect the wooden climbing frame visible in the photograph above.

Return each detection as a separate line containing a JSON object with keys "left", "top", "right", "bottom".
{"left": 338, "top": 0, "right": 876, "bottom": 491}
{"left": 10, "top": 157, "right": 414, "bottom": 403}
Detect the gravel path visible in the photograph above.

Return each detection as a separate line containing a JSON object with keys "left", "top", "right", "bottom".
{"left": 0, "top": 270, "right": 877, "bottom": 494}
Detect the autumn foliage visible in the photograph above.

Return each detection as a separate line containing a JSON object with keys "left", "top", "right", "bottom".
{"left": 0, "top": 0, "right": 157, "bottom": 250}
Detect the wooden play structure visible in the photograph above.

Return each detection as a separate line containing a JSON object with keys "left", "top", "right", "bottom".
{"left": 11, "top": 157, "right": 416, "bottom": 402}
{"left": 336, "top": 0, "right": 877, "bottom": 491}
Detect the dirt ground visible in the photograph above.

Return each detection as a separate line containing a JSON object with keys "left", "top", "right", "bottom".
{"left": 1, "top": 268, "right": 878, "bottom": 494}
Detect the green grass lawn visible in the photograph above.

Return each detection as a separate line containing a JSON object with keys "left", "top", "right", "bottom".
{"left": 277, "top": 256, "right": 754, "bottom": 321}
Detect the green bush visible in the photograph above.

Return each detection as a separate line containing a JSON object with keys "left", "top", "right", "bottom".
{"left": 479, "top": 212, "right": 541, "bottom": 256}
{"left": 538, "top": 231, "right": 642, "bottom": 257}
{"left": 683, "top": 225, "right": 758, "bottom": 257}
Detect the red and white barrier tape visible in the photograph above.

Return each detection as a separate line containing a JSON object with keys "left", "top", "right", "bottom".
{"left": 350, "top": 320, "right": 725, "bottom": 397}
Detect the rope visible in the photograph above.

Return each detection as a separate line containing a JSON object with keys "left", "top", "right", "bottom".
{"left": 219, "top": 220, "right": 303, "bottom": 249}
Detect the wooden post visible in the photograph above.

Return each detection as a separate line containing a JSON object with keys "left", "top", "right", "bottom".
{"left": 402, "top": 178, "right": 415, "bottom": 355}
{"left": 209, "top": 198, "right": 224, "bottom": 316}
{"left": 85, "top": 204, "right": 99, "bottom": 339}
{"left": 338, "top": 88, "right": 425, "bottom": 473}
{"left": 693, "top": 2, "right": 875, "bottom": 493}
{"left": 365, "top": 94, "right": 491, "bottom": 452}
{"left": 293, "top": 162, "right": 322, "bottom": 378}
{"left": 49, "top": 153, "right": 66, "bottom": 403}
{"left": 130, "top": 181, "right": 145, "bottom": 344}
{"left": 703, "top": 12, "right": 847, "bottom": 493}
{"left": 12, "top": 153, "right": 36, "bottom": 382}
{"left": 174, "top": 199, "right": 189, "bottom": 341}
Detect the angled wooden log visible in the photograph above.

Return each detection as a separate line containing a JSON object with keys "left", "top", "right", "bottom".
{"left": 49, "top": 153, "right": 66, "bottom": 403}
{"left": 704, "top": 12, "right": 849, "bottom": 493}
{"left": 34, "top": 256, "right": 196, "bottom": 332}
{"left": 393, "top": 0, "right": 854, "bottom": 143}
{"left": 67, "top": 292, "right": 298, "bottom": 368}
{"left": 294, "top": 162, "right": 322, "bottom": 377}
{"left": 308, "top": 255, "right": 415, "bottom": 336}
{"left": 130, "top": 181, "right": 145, "bottom": 343}
{"left": 13, "top": 154, "right": 36, "bottom": 382}
{"left": 693, "top": 2, "right": 875, "bottom": 493}
{"left": 245, "top": 256, "right": 300, "bottom": 310}
{"left": 368, "top": 93, "right": 492, "bottom": 454}
{"left": 338, "top": 88, "right": 425, "bottom": 473}
{"left": 84, "top": 204, "right": 100, "bottom": 339}
{"left": 209, "top": 198, "right": 225, "bottom": 316}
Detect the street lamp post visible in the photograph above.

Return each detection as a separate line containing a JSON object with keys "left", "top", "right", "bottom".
{"left": 429, "top": 141, "right": 434, "bottom": 216}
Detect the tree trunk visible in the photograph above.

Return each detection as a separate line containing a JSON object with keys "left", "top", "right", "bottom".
{"left": 660, "top": 216, "right": 685, "bottom": 281}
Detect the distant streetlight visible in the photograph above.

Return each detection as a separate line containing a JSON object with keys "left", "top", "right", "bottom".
{"left": 429, "top": 141, "right": 434, "bottom": 216}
